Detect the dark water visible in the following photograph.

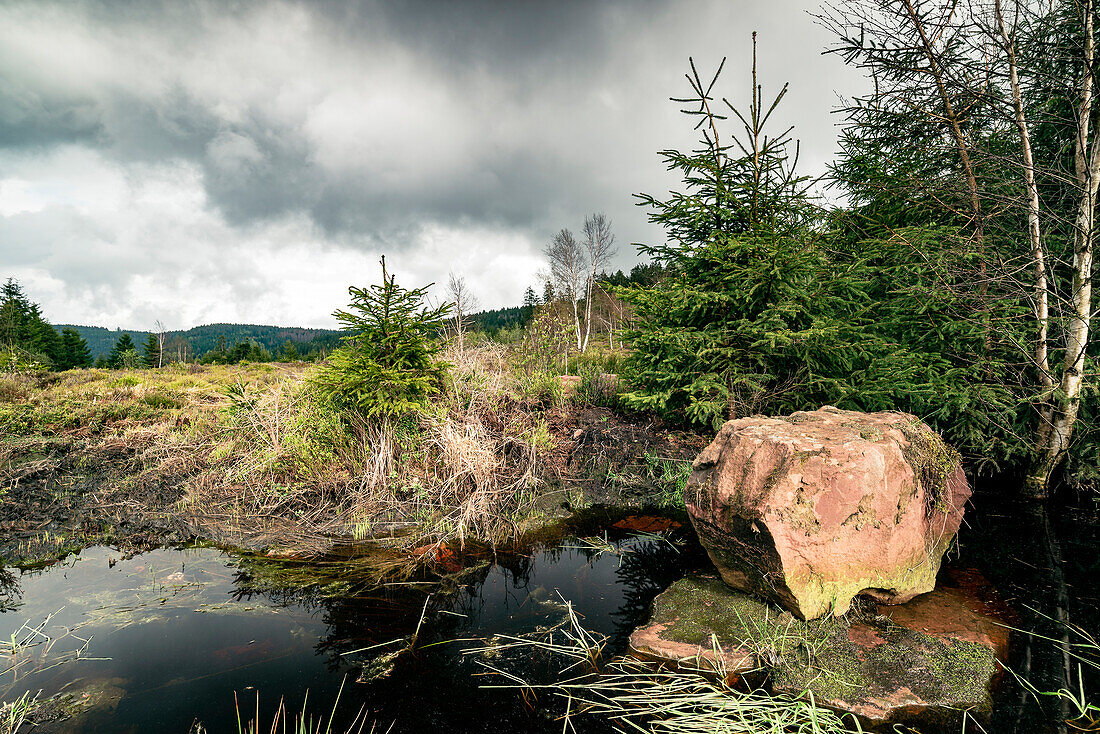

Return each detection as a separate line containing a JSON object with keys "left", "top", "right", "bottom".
{"left": 0, "top": 497, "right": 1095, "bottom": 734}
{"left": 959, "top": 489, "right": 1100, "bottom": 733}
{"left": 0, "top": 526, "right": 691, "bottom": 733}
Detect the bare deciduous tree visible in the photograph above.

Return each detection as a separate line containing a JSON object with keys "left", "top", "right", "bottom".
{"left": 447, "top": 272, "right": 479, "bottom": 351}
{"left": 544, "top": 228, "right": 586, "bottom": 350}
{"left": 581, "top": 213, "right": 617, "bottom": 352}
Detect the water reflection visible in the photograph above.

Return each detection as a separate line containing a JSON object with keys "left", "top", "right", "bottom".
{"left": 0, "top": 530, "right": 686, "bottom": 733}
{"left": 0, "top": 501, "right": 1092, "bottom": 734}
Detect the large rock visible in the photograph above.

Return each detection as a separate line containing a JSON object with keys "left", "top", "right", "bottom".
{"left": 685, "top": 407, "right": 971, "bottom": 620}
{"left": 629, "top": 572, "right": 1009, "bottom": 729}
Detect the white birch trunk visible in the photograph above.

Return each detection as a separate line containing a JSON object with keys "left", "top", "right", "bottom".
{"left": 1028, "top": 0, "right": 1099, "bottom": 497}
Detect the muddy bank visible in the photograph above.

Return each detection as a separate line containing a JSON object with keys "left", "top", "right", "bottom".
{"left": 0, "top": 382, "right": 706, "bottom": 568}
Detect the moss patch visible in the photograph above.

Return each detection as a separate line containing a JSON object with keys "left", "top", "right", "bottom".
{"left": 898, "top": 420, "right": 961, "bottom": 517}
{"left": 637, "top": 575, "right": 1000, "bottom": 726}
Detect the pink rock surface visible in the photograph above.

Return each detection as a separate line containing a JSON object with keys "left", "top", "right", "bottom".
{"left": 685, "top": 406, "right": 971, "bottom": 620}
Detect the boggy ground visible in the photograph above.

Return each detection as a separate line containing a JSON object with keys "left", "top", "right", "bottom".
{"left": 0, "top": 345, "right": 707, "bottom": 570}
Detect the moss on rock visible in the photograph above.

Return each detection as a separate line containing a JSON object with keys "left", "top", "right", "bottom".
{"left": 631, "top": 575, "right": 1002, "bottom": 729}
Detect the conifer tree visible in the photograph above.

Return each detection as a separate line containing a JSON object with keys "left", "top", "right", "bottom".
{"left": 108, "top": 333, "right": 137, "bottom": 369}
{"left": 142, "top": 333, "right": 162, "bottom": 368}
{"left": 0, "top": 278, "right": 64, "bottom": 370}
{"left": 620, "top": 44, "right": 845, "bottom": 427}
{"left": 59, "top": 328, "right": 92, "bottom": 369}
{"left": 313, "top": 257, "right": 451, "bottom": 420}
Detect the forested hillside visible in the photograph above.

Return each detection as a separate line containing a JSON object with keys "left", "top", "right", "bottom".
{"left": 56, "top": 323, "right": 341, "bottom": 359}
{"left": 53, "top": 325, "right": 151, "bottom": 359}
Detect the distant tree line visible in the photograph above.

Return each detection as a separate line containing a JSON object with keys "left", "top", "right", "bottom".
{"left": 0, "top": 277, "right": 349, "bottom": 371}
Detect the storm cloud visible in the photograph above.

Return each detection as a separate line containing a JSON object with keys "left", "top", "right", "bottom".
{"left": 0, "top": 0, "right": 863, "bottom": 329}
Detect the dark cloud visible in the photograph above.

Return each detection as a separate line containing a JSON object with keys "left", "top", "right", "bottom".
{"left": 0, "top": 0, "right": 865, "bottom": 327}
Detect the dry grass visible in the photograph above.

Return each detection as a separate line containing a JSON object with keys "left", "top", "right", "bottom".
{"left": 26, "top": 346, "right": 550, "bottom": 558}
{"left": 469, "top": 598, "right": 863, "bottom": 734}
{"left": 337, "top": 342, "right": 546, "bottom": 550}
{"left": 0, "top": 346, "right": 558, "bottom": 563}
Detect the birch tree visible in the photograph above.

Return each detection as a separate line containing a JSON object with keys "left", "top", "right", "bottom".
{"left": 544, "top": 228, "right": 586, "bottom": 350}
{"left": 825, "top": 0, "right": 1100, "bottom": 498}
{"left": 580, "top": 213, "right": 617, "bottom": 352}
{"left": 154, "top": 320, "right": 167, "bottom": 368}
{"left": 1025, "top": 0, "right": 1100, "bottom": 496}
{"left": 447, "top": 272, "right": 478, "bottom": 351}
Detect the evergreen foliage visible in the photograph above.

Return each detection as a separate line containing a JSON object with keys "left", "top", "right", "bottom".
{"left": 107, "top": 334, "right": 138, "bottom": 369}
{"left": 198, "top": 340, "right": 272, "bottom": 365}
{"left": 278, "top": 339, "right": 299, "bottom": 361}
{"left": 619, "top": 53, "right": 1029, "bottom": 469}
{"left": 58, "top": 327, "right": 93, "bottom": 370}
{"left": 142, "top": 334, "right": 162, "bottom": 368}
{"left": 313, "top": 258, "right": 451, "bottom": 421}
{"left": 620, "top": 53, "right": 829, "bottom": 428}
{"left": 467, "top": 306, "right": 530, "bottom": 334}
{"left": 54, "top": 323, "right": 341, "bottom": 362}
{"left": 1, "top": 278, "right": 64, "bottom": 370}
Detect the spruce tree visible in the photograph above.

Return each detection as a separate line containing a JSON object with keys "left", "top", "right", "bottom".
{"left": 313, "top": 257, "right": 451, "bottom": 420}
{"left": 59, "top": 328, "right": 93, "bottom": 369}
{"left": 142, "top": 333, "right": 161, "bottom": 368}
{"left": 0, "top": 278, "right": 64, "bottom": 370}
{"left": 108, "top": 334, "right": 137, "bottom": 369}
{"left": 620, "top": 50, "right": 852, "bottom": 428}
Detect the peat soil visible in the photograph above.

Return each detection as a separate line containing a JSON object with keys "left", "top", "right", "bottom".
{"left": 0, "top": 405, "right": 709, "bottom": 567}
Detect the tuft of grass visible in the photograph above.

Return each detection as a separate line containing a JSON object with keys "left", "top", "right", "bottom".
{"left": 518, "top": 371, "right": 564, "bottom": 408}
{"left": 573, "top": 364, "right": 620, "bottom": 408}
{"left": 0, "top": 691, "right": 39, "bottom": 734}
{"left": 998, "top": 612, "right": 1100, "bottom": 733}
{"left": 469, "top": 597, "right": 863, "bottom": 734}
{"left": 222, "top": 679, "right": 382, "bottom": 734}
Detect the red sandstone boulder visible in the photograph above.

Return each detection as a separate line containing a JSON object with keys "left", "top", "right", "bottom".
{"left": 685, "top": 407, "right": 971, "bottom": 620}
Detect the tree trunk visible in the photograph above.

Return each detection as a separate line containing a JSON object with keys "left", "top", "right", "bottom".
{"left": 582, "top": 277, "right": 594, "bottom": 352}
{"left": 995, "top": 0, "right": 1054, "bottom": 491}
{"left": 571, "top": 296, "right": 582, "bottom": 351}
{"left": 1027, "top": 0, "right": 1099, "bottom": 498}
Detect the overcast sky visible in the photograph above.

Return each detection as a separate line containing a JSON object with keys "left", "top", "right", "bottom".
{"left": 0, "top": 0, "right": 864, "bottom": 331}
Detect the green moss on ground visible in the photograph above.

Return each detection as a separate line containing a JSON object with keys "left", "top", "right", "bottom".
{"left": 642, "top": 575, "right": 999, "bottom": 723}
{"left": 649, "top": 575, "right": 836, "bottom": 655}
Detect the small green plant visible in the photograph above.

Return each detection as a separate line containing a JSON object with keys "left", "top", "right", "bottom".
{"left": 573, "top": 364, "right": 619, "bottom": 408}
{"left": 313, "top": 258, "right": 451, "bottom": 421}
{"left": 521, "top": 305, "right": 572, "bottom": 376}
{"left": 0, "top": 691, "right": 39, "bottom": 734}
{"left": 643, "top": 452, "right": 692, "bottom": 508}
{"left": 141, "top": 392, "right": 182, "bottom": 410}
{"left": 519, "top": 371, "right": 564, "bottom": 407}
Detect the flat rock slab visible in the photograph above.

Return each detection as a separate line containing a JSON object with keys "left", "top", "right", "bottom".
{"left": 629, "top": 573, "right": 1009, "bottom": 729}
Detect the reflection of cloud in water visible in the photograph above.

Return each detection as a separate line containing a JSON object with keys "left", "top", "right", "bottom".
{"left": 0, "top": 532, "right": 693, "bottom": 734}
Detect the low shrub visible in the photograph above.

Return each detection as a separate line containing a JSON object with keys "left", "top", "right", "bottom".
{"left": 573, "top": 364, "right": 619, "bottom": 408}
{"left": 519, "top": 371, "right": 564, "bottom": 408}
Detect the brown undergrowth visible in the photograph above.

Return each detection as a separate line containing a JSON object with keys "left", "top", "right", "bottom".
{"left": 0, "top": 342, "right": 702, "bottom": 570}
{"left": 183, "top": 343, "right": 547, "bottom": 558}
